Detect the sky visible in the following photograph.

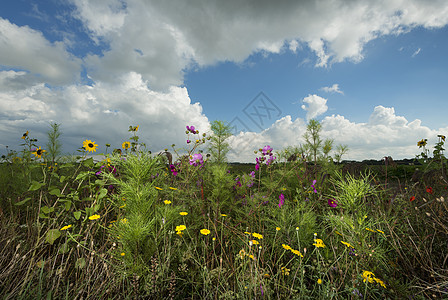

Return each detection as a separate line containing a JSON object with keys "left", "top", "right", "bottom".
{"left": 1, "top": 0, "right": 448, "bottom": 163}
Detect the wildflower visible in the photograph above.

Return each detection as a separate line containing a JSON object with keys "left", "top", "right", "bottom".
{"left": 155, "top": 186, "right": 163, "bottom": 190}
{"left": 311, "top": 179, "right": 317, "bottom": 193}
{"left": 264, "top": 273, "right": 270, "bottom": 278}
{"left": 60, "top": 225, "right": 72, "bottom": 231}
{"left": 276, "top": 227, "right": 281, "bottom": 231}
{"left": 179, "top": 212, "right": 188, "bottom": 216}
{"left": 328, "top": 198, "right": 338, "bottom": 207}
{"left": 281, "top": 266, "right": 290, "bottom": 276}
{"left": 221, "top": 214, "right": 227, "bottom": 217}
{"left": 251, "top": 240, "right": 259, "bottom": 245}
{"left": 89, "top": 214, "right": 100, "bottom": 220}
{"left": 317, "top": 279, "right": 323, "bottom": 284}
{"left": 32, "top": 147, "right": 46, "bottom": 159}
{"left": 200, "top": 229, "right": 211, "bottom": 235}
{"left": 417, "top": 139, "right": 427, "bottom": 147}
{"left": 341, "top": 241, "right": 353, "bottom": 248}
{"left": 426, "top": 186, "right": 433, "bottom": 194}
{"left": 186, "top": 125, "right": 196, "bottom": 134}
{"left": 335, "top": 231, "right": 342, "bottom": 236}
{"left": 164, "top": 200, "right": 171, "bottom": 205}
{"left": 120, "top": 252, "right": 125, "bottom": 256}
{"left": 238, "top": 249, "right": 246, "bottom": 259}
{"left": 262, "top": 145, "right": 273, "bottom": 155}
{"left": 440, "top": 135, "right": 446, "bottom": 141}
{"left": 278, "top": 193, "right": 285, "bottom": 208}
{"left": 291, "top": 249, "right": 304, "bottom": 257}
{"left": 175, "top": 225, "right": 186, "bottom": 232}
{"left": 249, "top": 254, "right": 255, "bottom": 260}
{"left": 244, "top": 231, "right": 251, "bottom": 235}
{"left": 376, "top": 229, "right": 385, "bottom": 235}
{"left": 282, "top": 244, "right": 292, "bottom": 251}
{"left": 21, "top": 131, "right": 29, "bottom": 139}
{"left": 374, "top": 277, "right": 387, "bottom": 288}
{"left": 122, "top": 141, "right": 131, "bottom": 149}
{"left": 189, "top": 153, "right": 204, "bottom": 166}
{"left": 129, "top": 125, "right": 139, "bottom": 132}
{"left": 120, "top": 218, "right": 128, "bottom": 224}
{"left": 410, "top": 196, "right": 416, "bottom": 202}
{"left": 296, "top": 227, "right": 299, "bottom": 231}
{"left": 313, "top": 239, "right": 326, "bottom": 248}
{"left": 119, "top": 204, "right": 126, "bottom": 208}
{"left": 365, "top": 228, "right": 376, "bottom": 233}
{"left": 83, "top": 139, "right": 98, "bottom": 152}
{"left": 252, "top": 232, "right": 263, "bottom": 239}
{"left": 361, "top": 270, "right": 375, "bottom": 283}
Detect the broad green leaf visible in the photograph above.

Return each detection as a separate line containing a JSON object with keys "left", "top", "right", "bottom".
{"left": 49, "top": 188, "right": 63, "bottom": 198}
{"left": 59, "top": 242, "right": 70, "bottom": 254}
{"left": 38, "top": 213, "right": 49, "bottom": 219}
{"left": 65, "top": 201, "right": 72, "bottom": 211}
{"left": 97, "top": 188, "right": 108, "bottom": 200}
{"left": 14, "top": 197, "right": 31, "bottom": 206}
{"left": 82, "top": 157, "right": 94, "bottom": 168}
{"left": 29, "top": 180, "right": 45, "bottom": 191}
{"left": 59, "top": 175, "right": 66, "bottom": 183}
{"left": 41, "top": 206, "right": 54, "bottom": 214}
{"left": 73, "top": 211, "right": 81, "bottom": 220}
{"left": 45, "top": 229, "right": 61, "bottom": 245}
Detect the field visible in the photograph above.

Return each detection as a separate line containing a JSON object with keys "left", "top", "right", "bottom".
{"left": 1, "top": 130, "right": 447, "bottom": 299}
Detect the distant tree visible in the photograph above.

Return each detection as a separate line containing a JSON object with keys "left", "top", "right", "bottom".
{"left": 334, "top": 144, "right": 349, "bottom": 163}
{"left": 208, "top": 120, "right": 232, "bottom": 164}
{"left": 46, "top": 123, "right": 63, "bottom": 164}
{"left": 303, "top": 119, "right": 323, "bottom": 163}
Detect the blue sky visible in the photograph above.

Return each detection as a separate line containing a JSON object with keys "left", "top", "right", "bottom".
{"left": 1, "top": 0, "right": 448, "bottom": 162}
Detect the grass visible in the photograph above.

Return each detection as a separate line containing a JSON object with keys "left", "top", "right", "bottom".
{"left": 1, "top": 130, "right": 448, "bottom": 299}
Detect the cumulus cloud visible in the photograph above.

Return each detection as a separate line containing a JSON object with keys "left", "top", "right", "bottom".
{"left": 226, "top": 105, "right": 440, "bottom": 163}
{"left": 0, "top": 18, "right": 81, "bottom": 85}
{"left": 301, "top": 95, "right": 328, "bottom": 121}
{"left": 320, "top": 84, "right": 344, "bottom": 95}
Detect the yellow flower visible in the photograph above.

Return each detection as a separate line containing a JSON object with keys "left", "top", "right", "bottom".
{"left": 282, "top": 244, "right": 292, "bottom": 251}
{"left": 122, "top": 141, "right": 131, "bottom": 149}
{"left": 179, "top": 212, "right": 188, "bottom": 216}
{"left": 281, "top": 266, "right": 290, "bottom": 276}
{"left": 417, "top": 139, "right": 427, "bottom": 147}
{"left": 341, "top": 241, "right": 353, "bottom": 248}
{"left": 200, "top": 229, "right": 210, "bottom": 235}
{"left": 291, "top": 249, "right": 304, "bottom": 257}
{"left": 238, "top": 249, "right": 246, "bottom": 259}
{"left": 21, "top": 131, "right": 29, "bottom": 139}
{"left": 164, "top": 200, "right": 171, "bottom": 205}
{"left": 120, "top": 218, "right": 128, "bottom": 224}
{"left": 60, "top": 225, "right": 72, "bottom": 231}
{"left": 175, "top": 225, "right": 186, "bottom": 232}
{"left": 361, "top": 270, "right": 375, "bottom": 283}
{"left": 169, "top": 187, "right": 177, "bottom": 190}
{"left": 155, "top": 186, "right": 163, "bottom": 190}
{"left": 83, "top": 139, "right": 98, "bottom": 152}
{"left": 317, "top": 279, "right": 323, "bottom": 284}
{"left": 244, "top": 231, "right": 251, "bottom": 235}
{"left": 264, "top": 273, "right": 270, "bottom": 278}
{"left": 119, "top": 204, "right": 126, "bottom": 208}
{"left": 374, "top": 277, "right": 387, "bottom": 288}
{"left": 221, "top": 214, "right": 227, "bottom": 217}
{"left": 251, "top": 240, "right": 259, "bottom": 245}
{"left": 335, "top": 231, "right": 342, "bottom": 236}
{"left": 276, "top": 227, "right": 281, "bottom": 231}
{"left": 365, "top": 228, "right": 376, "bottom": 233}
{"left": 120, "top": 252, "right": 125, "bottom": 256}
{"left": 89, "top": 214, "right": 100, "bottom": 220}
{"left": 32, "top": 146, "right": 46, "bottom": 159}
{"left": 252, "top": 232, "right": 263, "bottom": 239}
{"left": 376, "top": 229, "right": 385, "bottom": 235}
{"left": 248, "top": 254, "right": 255, "bottom": 260}
{"left": 313, "top": 239, "right": 326, "bottom": 248}
{"left": 176, "top": 231, "right": 183, "bottom": 237}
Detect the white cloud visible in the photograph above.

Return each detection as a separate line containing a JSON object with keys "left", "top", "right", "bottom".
{"left": 0, "top": 18, "right": 81, "bottom": 85}
{"left": 301, "top": 95, "right": 328, "bottom": 121}
{"left": 226, "top": 105, "right": 441, "bottom": 163}
{"left": 320, "top": 84, "right": 344, "bottom": 95}
{"left": 412, "top": 48, "right": 421, "bottom": 57}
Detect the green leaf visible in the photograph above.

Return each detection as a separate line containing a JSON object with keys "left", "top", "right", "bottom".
{"left": 65, "top": 201, "right": 72, "bottom": 211}
{"left": 14, "top": 197, "right": 31, "bottom": 206}
{"left": 94, "top": 203, "right": 101, "bottom": 212}
{"left": 41, "top": 206, "right": 54, "bottom": 214}
{"left": 38, "top": 213, "right": 49, "bottom": 219}
{"left": 73, "top": 211, "right": 81, "bottom": 220}
{"left": 59, "top": 242, "right": 70, "bottom": 254}
{"left": 49, "top": 188, "right": 63, "bottom": 198}
{"left": 75, "top": 257, "right": 86, "bottom": 269}
{"left": 29, "top": 180, "right": 45, "bottom": 191}
{"left": 60, "top": 175, "right": 66, "bottom": 183}
{"left": 45, "top": 229, "right": 61, "bottom": 245}
{"left": 97, "top": 188, "right": 108, "bottom": 200}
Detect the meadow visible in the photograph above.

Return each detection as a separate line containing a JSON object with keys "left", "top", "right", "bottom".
{"left": 0, "top": 125, "right": 447, "bottom": 299}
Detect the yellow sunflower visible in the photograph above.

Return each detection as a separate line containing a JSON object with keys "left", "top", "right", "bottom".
{"left": 122, "top": 141, "right": 131, "bottom": 149}
{"left": 83, "top": 139, "right": 98, "bottom": 152}
{"left": 21, "top": 131, "right": 29, "bottom": 139}
{"left": 32, "top": 147, "right": 46, "bottom": 159}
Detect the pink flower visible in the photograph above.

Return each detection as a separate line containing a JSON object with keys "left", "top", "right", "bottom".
{"left": 279, "top": 193, "right": 285, "bottom": 208}
{"left": 328, "top": 198, "right": 338, "bottom": 207}
{"left": 189, "top": 153, "right": 203, "bottom": 166}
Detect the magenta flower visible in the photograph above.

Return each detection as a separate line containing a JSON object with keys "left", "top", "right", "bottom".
{"left": 279, "top": 193, "right": 285, "bottom": 208}
{"left": 328, "top": 198, "right": 338, "bottom": 207}
{"left": 186, "top": 125, "right": 196, "bottom": 134}
{"left": 262, "top": 145, "right": 273, "bottom": 156}
{"left": 169, "top": 164, "right": 178, "bottom": 176}
{"left": 311, "top": 179, "right": 317, "bottom": 193}
{"left": 189, "top": 153, "right": 203, "bottom": 166}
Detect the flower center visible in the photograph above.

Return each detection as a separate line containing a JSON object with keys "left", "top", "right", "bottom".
{"left": 88, "top": 143, "right": 94, "bottom": 148}
{"left": 37, "top": 149, "right": 42, "bottom": 155}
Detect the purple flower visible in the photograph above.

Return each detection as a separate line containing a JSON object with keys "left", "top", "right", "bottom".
{"left": 311, "top": 179, "right": 317, "bottom": 193}
{"left": 249, "top": 171, "right": 255, "bottom": 178}
{"left": 328, "top": 198, "right": 338, "bottom": 207}
{"left": 187, "top": 139, "right": 191, "bottom": 144}
{"left": 169, "top": 164, "right": 178, "bottom": 176}
{"left": 255, "top": 163, "right": 260, "bottom": 171}
{"left": 186, "top": 125, "right": 196, "bottom": 134}
{"left": 278, "top": 193, "right": 285, "bottom": 208}
{"left": 189, "top": 153, "right": 203, "bottom": 166}
{"left": 262, "top": 145, "right": 273, "bottom": 155}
